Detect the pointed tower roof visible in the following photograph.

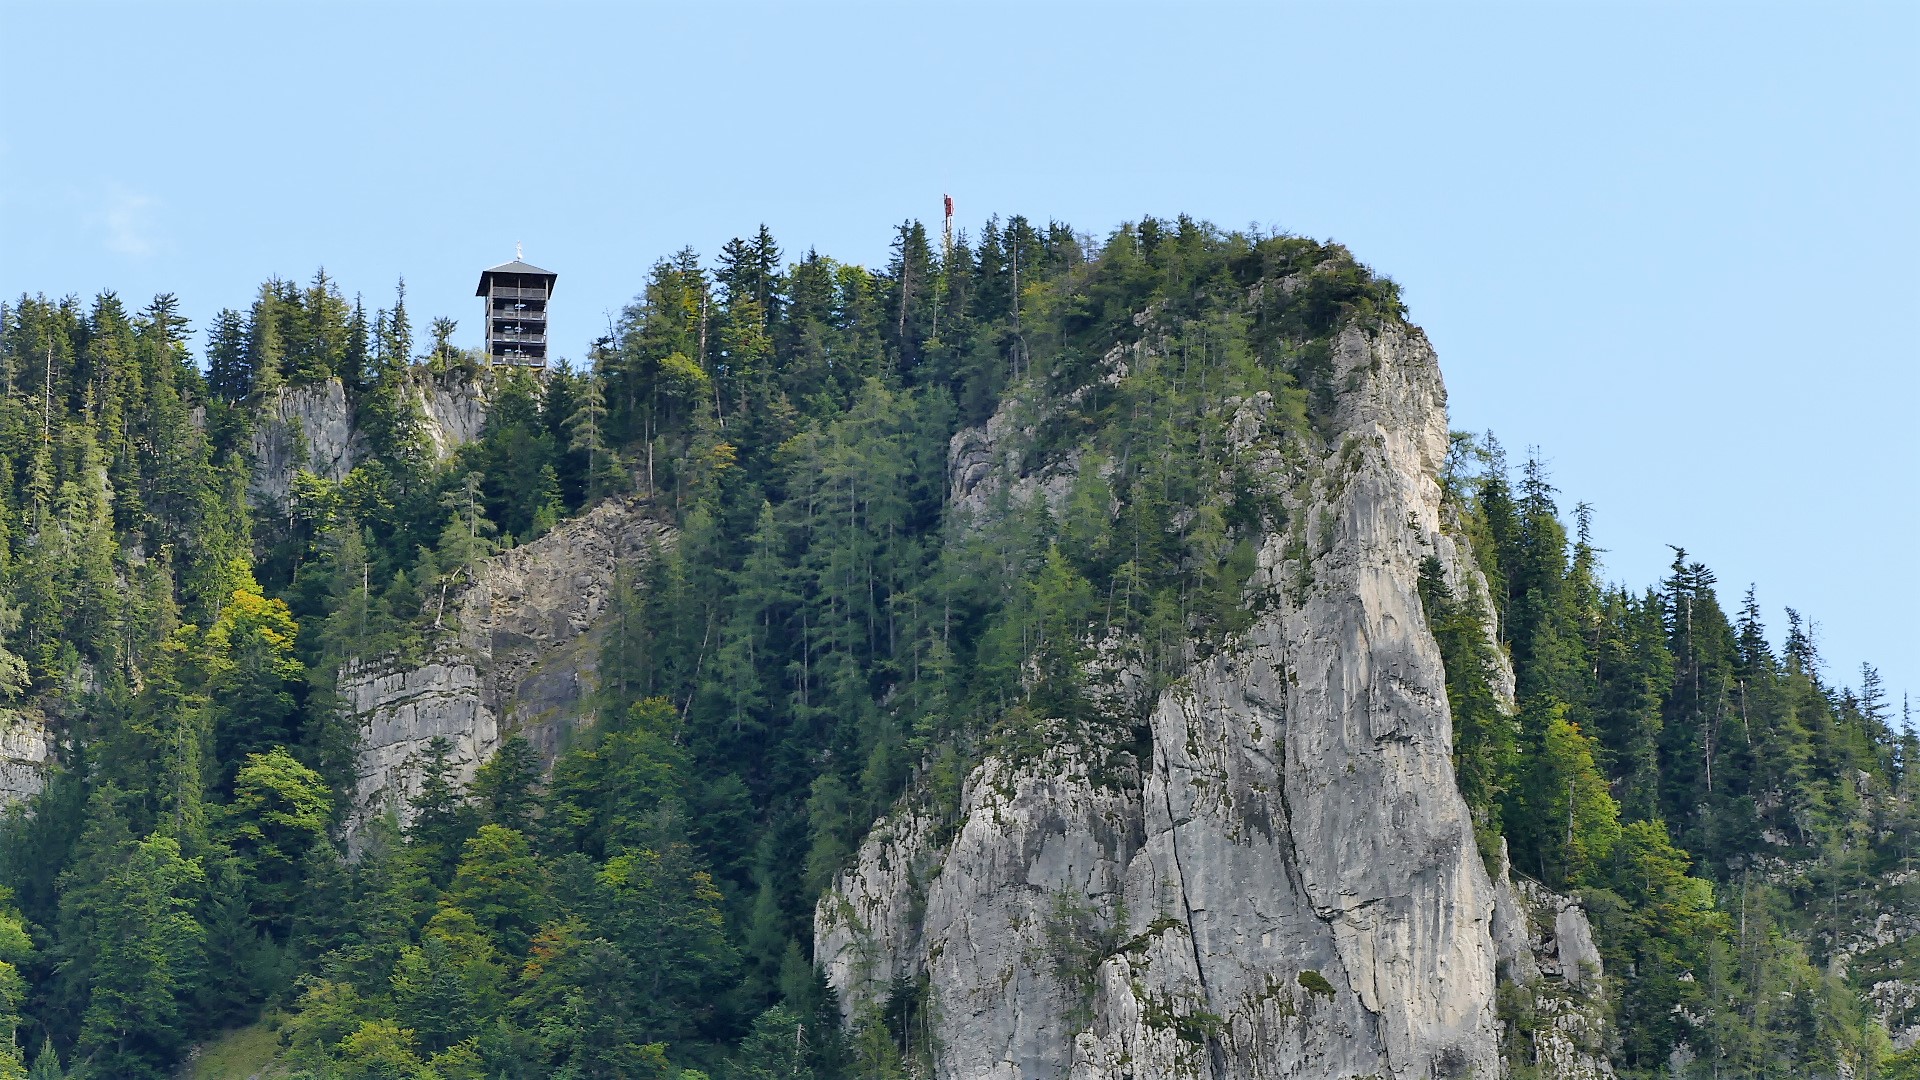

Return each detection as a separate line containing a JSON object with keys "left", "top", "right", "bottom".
{"left": 475, "top": 260, "right": 557, "bottom": 295}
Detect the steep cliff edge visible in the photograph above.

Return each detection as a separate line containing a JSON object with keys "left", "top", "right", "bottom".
{"left": 1491, "top": 845, "right": 1614, "bottom": 1079}
{"left": 341, "top": 497, "right": 668, "bottom": 840}
{"left": 817, "top": 324, "right": 1591, "bottom": 1078}
{"left": 248, "top": 372, "right": 490, "bottom": 504}
{"left": 0, "top": 710, "right": 49, "bottom": 804}
{"left": 250, "top": 379, "right": 359, "bottom": 503}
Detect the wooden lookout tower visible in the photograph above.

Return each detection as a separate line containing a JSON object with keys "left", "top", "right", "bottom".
{"left": 476, "top": 249, "right": 556, "bottom": 366}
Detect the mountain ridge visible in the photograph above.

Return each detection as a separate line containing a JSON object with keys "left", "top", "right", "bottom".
{"left": 0, "top": 219, "right": 1906, "bottom": 1078}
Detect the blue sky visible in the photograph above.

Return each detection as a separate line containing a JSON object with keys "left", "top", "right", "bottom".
{"left": 2, "top": 2, "right": 1915, "bottom": 711}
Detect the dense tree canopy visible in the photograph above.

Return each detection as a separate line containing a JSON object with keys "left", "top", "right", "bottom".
{"left": 0, "top": 217, "right": 1906, "bottom": 1078}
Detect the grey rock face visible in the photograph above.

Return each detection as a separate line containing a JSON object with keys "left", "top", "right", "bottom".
{"left": 421, "top": 374, "right": 489, "bottom": 460}
{"left": 1491, "top": 847, "right": 1614, "bottom": 1080}
{"left": 947, "top": 395, "right": 1078, "bottom": 526}
{"left": 250, "top": 379, "right": 360, "bottom": 503}
{"left": 819, "top": 326, "right": 1517, "bottom": 1078}
{"left": 342, "top": 498, "right": 668, "bottom": 841}
{"left": 247, "top": 373, "right": 490, "bottom": 508}
{"left": 1837, "top": 868, "right": 1920, "bottom": 1049}
{"left": 947, "top": 341, "right": 1136, "bottom": 528}
{"left": 344, "top": 657, "right": 491, "bottom": 842}
{"left": 0, "top": 712, "right": 50, "bottom": 804}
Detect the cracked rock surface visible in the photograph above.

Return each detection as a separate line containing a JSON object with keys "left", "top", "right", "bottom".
{"left": 342, "top": 498, "right": 667, "bottom": 843}
{"left": 0, "top": 712, "right": 49, "bottom": 804}
{"left": 818, "top": 326, "right": 1512, "bottom": 1079}
{"left": 248, "top": 374, "right": 490, "bottom": 506}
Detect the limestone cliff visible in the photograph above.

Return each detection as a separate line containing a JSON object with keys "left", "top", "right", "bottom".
{"left": 248, "top": 372, "right": 491, "bottom": 505}
{"left": 816, "top": 324, "right": 1609, "bottom": 1079}
{"left": 250, "top": 379, "right": 359, "bottom": 503}
{"left": 0, "top": 709, "right": 49, "bottom": 804}
{"left": 419, "top": 371, "right": 489, "bottom": 460}
{"left": 1491, "top": 845, "right": 1614, "bottom": 1079}
{"left": 1831, "top": 861, "right": 1920, "bottom": 1051}
{"left": 341, "top": 497, "right": 668, "bottom": 840}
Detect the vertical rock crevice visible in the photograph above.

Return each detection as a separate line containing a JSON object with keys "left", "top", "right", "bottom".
{"left": 341, "top": 498, "right": 669, "bottom": 844}
{"left": 817, "top": 323, "right": 1522, "bottom": 1078}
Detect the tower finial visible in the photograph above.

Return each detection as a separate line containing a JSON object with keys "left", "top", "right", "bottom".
{"left": 516, "top": 240, "right": 524, "bottom": 261}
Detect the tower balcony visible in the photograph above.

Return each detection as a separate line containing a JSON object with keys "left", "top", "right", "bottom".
{"left": 478, "top": 256, "right": 556, "bottom": 368}
{"left": 487, "top": 285, "right": 551, "bottom": 301}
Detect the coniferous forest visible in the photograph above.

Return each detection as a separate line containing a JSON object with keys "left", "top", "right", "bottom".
{"left": 0, "top": 216, "right": 1911, "bottom": 1079}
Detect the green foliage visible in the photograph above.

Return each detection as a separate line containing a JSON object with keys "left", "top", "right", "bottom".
{"left": 1296, "top": 969, "right": 1336, "bottom": 999}
{"left": 205, "top": 586, "right": 307, "bottom": 790}
{"left": 1038, "top": 888, "right": 1125, "bottom": 1028}
{"left": 334, "top": 1018, "right": 433, "bottom": 1080}
{"left": 223, "top": 748, "right": 329, "bottom": 938}
{"left": 728, "top": 1005, "right": 814, "bottom": 1080}
{"left": 1511, "top": 705, "right": 1622, "bottom": 887}
{"left": 0, "top": 901, "right": 29, "bottom": 1080}
{"left": 1416, "top": 553, "right": 1517, "bottom": 865}
{"left": 0, "top": 218, "right": 1902, "bottom": 1077}
{"left": 469, "top": 735, "right": 541, "bottom": 834}
{"left": 445, "top": 826, "right": 547, "bottom": 956}
{"left": 59, "top": 819, "right": 204, "bottom": 1078}
{"left": 1445, "top": 437, "right": 1909, "bottom": 1075}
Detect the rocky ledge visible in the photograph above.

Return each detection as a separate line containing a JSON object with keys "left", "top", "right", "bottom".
{"left": 342, "top": 497, "right": 669, "bottom": 842}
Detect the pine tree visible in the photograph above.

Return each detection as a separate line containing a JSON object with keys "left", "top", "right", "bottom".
{"left": 24, "top": 1037, "right": 57, "bottom": 1080}
{"left": 204, "top": 309, "right": 251, "bottom": 401}
{"left": 887, "top": 221, "right": 937, "bottom": 378}
{"left": 193, "top": 856, "right": 266, "bottom": 1029}
{"left": 566, "top": 373, "right": 617, "bottom": 500}
{"left": 222, "top": 748, "right": 329, "bottom": 937}
{"left": 1416, "top": 555, "right": 1515, "bottom": 859}
{"left": 345, "top": 295, "right": 370, "bottom": 390}
{"left": 60, "top": 813, "right": 205, "bottom": 1078}
{"left": 205, "top": 584, "right": 305, "bottom": 788}
{"left": 445, "top": 824, "right": 547, "bottom": 955}
{"left": 731, "top": 1005, "right": 813, "bottom": 1080}
{"left": 406, "top": 736, "right": 476, "bottom": 888}
{"left": 434, "top": 472, "right": 497, "bottom": 592}
{"left": 471, "top": 735, "right": 540, "bottom": 834}
{"left": 426, "top": 316, "right": 460, "bottom": 370}
{"left": 246, "top": 281, "right": 287, "bottom": 398}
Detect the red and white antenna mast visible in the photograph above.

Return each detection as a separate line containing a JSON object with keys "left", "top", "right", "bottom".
{"left": 942, "top": 194, "right": 955, "bottom": 262}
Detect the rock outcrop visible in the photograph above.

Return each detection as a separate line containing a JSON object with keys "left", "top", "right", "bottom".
{"left": 248, "top": 373, "right": 490, "bottom": 505}
{"left": 250, "top": 379, "right": 359, "bottom": 503}
{"left": 421, "top": 372, "right": 489, "bottom": 460}
{"left": 1491, "top": 845, "right": 1614, "bottom": 1079}
{"left": 0, "top": 711, "right": 50, "bottom": 804}
{"left": 0, "top": 370, "right": 508, "bottom": 815}
{"left": 342, "top": 497, "right": 668, "bottom": 841}
{"left": 1838, "top": 867, "right": 1920, "bottom": 1050}
{"left": 817, "top": 325, "right": 1519, "bottom": 1078}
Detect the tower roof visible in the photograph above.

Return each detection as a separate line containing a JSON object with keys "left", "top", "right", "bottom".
{"left": 476, "top": 259, "right": 557, "bottom": 295}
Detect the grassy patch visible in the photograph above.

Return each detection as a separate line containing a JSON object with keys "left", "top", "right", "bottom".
{"left": 177, "top": 1021, "right": 288, "bottom": 1080}
{"left": 1297, "top": 968, "right": 1337, "bottom": 998}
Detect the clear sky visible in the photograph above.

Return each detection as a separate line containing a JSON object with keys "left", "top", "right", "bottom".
{"left": 2, "top": 2, "right": 1915, "bottom": 712}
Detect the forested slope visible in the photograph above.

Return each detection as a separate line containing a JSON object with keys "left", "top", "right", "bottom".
{"left": 0, "top": 217, "right": 1908, "bottom": 1078}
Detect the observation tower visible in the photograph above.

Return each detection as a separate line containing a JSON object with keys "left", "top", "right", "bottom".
{"left": 476, "top": 247, "right": 556, "bottom": 366}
